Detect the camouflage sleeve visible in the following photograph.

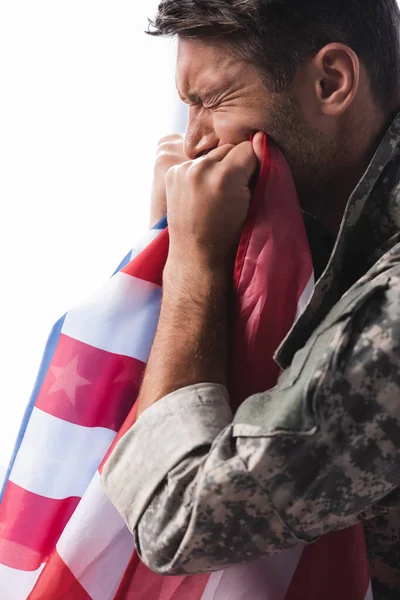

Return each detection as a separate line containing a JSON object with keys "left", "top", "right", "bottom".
{"left": 101, "top": 272, "right": 400, "bottom": 576}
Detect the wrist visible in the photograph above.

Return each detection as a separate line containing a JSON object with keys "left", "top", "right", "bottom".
{"left": 163, "top": 256, "right": 231, "bottom": 297}
{"left": 166, "top": 240, "right": 235, "bottom": 276}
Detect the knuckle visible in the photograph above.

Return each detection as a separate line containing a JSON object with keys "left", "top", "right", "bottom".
{"left": 155, "top": 152, "right": 182, "bottom": 171}
{"left": 157, "top": 138, "right": 169, "bottom": 150}
{"left": 165, "top": 165, "right": 176, "bottom": 186}
{"left": 157, "top": 133, "right": 184, "bottom": 147}
{"left": 156, "top": 144, "right": 173, "bottom": 157}
{"left": 189, "top": 160, "right": 206, "bottom": 181}
{"left": 167, "top": 162, "right": 179, "bottom": 175}
{"left": 156, "top": 145, "right": 185, "bottom": 165}
{"left": 155, "top": 148, "right": 172, "bottom": 162}
{"left": 167, "top": 161, "right": 186, "bottom": 180}
{"left": 157, "top": 133, "right": 175, "bottom": 145}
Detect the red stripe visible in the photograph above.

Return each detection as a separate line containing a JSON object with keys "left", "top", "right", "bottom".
{"left": 115, "top": 550, "right": 210, "bottom": 600}
{"left": 36, "top": 334, "right": 145, "bottom": 431}
{"left": 0, "top": 481, "right": 79, "bottom": 571}
{"left": 28, "top": 550, "right": 91, "bottom": 599}
{"left": 284, "top": 525, "right": 370, "bottom": 600}
{"left": 230, "top": 139, "right": 313, "bottom": 411}
{"left": 99, "top": 400, "right": 138, "bottom": 473}
{"left": 122, "top": 228, "right": 169, "bottom": 287}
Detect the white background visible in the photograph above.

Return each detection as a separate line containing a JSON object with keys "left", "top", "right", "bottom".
{"left": 0, "top": 0, "right": 185, "bottom": 475}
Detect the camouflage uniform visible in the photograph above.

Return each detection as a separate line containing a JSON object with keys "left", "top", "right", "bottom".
{"left": 102, "top": 113, "right": 400, "bottom": 599}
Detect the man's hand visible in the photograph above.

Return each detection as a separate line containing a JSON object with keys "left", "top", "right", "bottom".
{"left": 136, "top": 134, "right": 263, "bottom": 417}
{"left": 150, "top": 133, "right": 188, "bottom": 228}
{"left": 165, "top": 137, "right": 261, "bottom": 269}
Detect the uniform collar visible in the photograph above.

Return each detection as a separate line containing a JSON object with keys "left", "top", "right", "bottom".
{"left": 275, "top": 111, "right": 400, "bottom": 369}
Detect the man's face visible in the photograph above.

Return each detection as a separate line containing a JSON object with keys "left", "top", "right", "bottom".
{"left": 176, "top": 37, "right": 338, "bottom": 208}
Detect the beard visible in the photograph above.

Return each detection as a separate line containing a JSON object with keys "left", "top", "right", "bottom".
{"left": 265, "top": 91, "right": 341, "bottom": 215}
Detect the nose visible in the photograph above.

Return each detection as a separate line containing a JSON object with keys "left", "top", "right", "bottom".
{"left": 184, "top": 108, "right": 219, "bottom": 160}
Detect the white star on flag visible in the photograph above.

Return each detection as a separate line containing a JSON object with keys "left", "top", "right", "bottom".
{"left": 49, "top": 355, "right": 92, "bottom": 406}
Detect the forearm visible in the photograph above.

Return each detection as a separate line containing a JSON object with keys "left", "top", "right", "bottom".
{"left": 136, "top": 257, "right": 231, "bottom": 417}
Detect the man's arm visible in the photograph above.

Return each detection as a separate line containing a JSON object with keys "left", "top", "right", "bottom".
{"left": 137, "top": 137, "right": 261, "bottom": 416}
{"left": 101, "top": 131, "right": 400, "bottom": 575}
{"left": 102, "top": 267, "right": 400, "bottom": 574}
{"left": 136, "top": 261, "right": 230, "bottom": 416}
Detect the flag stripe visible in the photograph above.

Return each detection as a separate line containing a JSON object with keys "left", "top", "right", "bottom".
{"left": 0, "top": 563, "right": 44, "bottom": 600}
{"left": 0, "top": 481, "right": 79, "bottom": 571}
{"left": 117, "top": 556, "right": 210, "bottom": 600}
{"left": 284, "top": 526, "right": 371, "bottom": 600}
{"left": 1, "top": 228, "right": 165, "bottom": 501}
{"left": 35, "top": 334, "right": 144, "bottom": 431}
{"left": 10, "top": 408, "right": 116, "bottom": 500}
{"left": 28, "top": 552, "right": 91, "bottom": 600}
{"left": 62, "top": 272, "right": 162, "bottom": 363}
{"left": 129, "top": 229, "right": 164, "bottom": 262}
{"left": 121, "top": 228, "right": 169, "bottom": 287}
{"left": 56, "top": 472, "right": 134, "bottom": 600}
{"left": 201, "top": 545, "right": 304, "bottom": 600}
{"left": 112, "top": 223, "right": 165, "bottom": 276}
{"left": 0, "top": 316, "right": 66, "bottom": 501}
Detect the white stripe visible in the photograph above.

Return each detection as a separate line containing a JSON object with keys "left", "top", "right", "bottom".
{"left": 130, "top": 228, "right": 163, "bottom": 261}
{"left": 201, "top": 545, "right": 304, "bottom": 600}
{"left": 10, "top": 408, "right": 115, "bottom": 499}
{"left": 294, "top": 272, "right": 315, "bottom": 323}
{"left": 57, "top": 471, "right": 134, "bottom": 600}
{"left": 0, "top": 562, "right": 44, "bottom": 600}
{"left": 62, "top": 272, "right": 162, "bottom": 363}
{"left": 364, "top": 580, "right": 374, "bottom": 600}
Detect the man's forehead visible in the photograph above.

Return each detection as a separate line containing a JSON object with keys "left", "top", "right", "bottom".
{"left": 175, "top": 37, "right": 240, "bottom": 98}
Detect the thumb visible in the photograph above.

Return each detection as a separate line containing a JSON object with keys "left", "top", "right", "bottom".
{"left": 222, "top": 140, "right": 258, "bottom": 182}
{"left": 252, "top": 131, "right": 265, "bottom": 165}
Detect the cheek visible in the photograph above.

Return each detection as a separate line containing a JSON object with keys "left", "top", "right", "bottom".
{"left": 213, "top": 112, "right": 260, "bottom": 145}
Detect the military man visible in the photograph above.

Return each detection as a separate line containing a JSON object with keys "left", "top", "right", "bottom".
{"left": 103, "top": 1, "right": 400, "bottom": 597}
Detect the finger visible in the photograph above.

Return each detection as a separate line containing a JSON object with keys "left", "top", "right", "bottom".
{"left": 195, "top": 143, "right": 235, "bottom": 164}
{"left": 252, "top": 131, "right": 265, "bottom": 165}
{"left": 158, "top": 139, "right": 185, "bottom": 154}
{"left": 158, "top": 133, "right": 185, "bottom": 145}
{"left": 222, "top": 141, "right": 258, "bottom": 180}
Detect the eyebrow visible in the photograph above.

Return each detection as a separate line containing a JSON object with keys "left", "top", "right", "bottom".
{"left": 177, "top": 89, "right": 201, "bottom": 104}
{"left": 177, "top": 87, "right": 215, "bottom": 105}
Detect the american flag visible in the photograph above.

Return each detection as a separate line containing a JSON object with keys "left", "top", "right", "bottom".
{"left": 0, "top": 137, "right": 373, "bottom": 599}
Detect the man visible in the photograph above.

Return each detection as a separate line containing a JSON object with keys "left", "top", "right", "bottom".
{"left": 102, "top": 1, "right": 400, "bottom": 598}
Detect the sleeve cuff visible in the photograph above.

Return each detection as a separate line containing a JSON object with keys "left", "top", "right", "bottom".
{"left": 101, "top": 383, "right": 232, "bottom": 532}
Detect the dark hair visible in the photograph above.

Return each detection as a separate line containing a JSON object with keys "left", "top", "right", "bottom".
{"left": 147, "top": 0, "right": 400, "bottom": 109}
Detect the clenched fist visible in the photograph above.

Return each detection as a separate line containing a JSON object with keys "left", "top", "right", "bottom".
{"left": 165, "top": 133, "right": 263, "bottom": 270}
{"left": 150, "top": 133, "right": 188, "bottom": 228}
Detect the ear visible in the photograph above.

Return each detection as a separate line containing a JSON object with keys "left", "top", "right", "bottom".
{"left": 312, "top": 43, "right": 360, "bottom": 117}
